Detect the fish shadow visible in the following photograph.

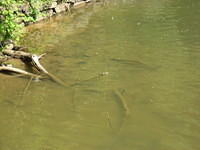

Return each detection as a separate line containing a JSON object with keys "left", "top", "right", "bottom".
{"left": 110, "top": 58, "right": 159, "bottom": 71}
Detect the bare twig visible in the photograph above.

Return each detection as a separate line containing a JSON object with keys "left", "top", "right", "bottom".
{"left": 20, "top": 76, "right": 34, "bottom": 105}
{"left": 23, "top": 76, "right": 33, "bottom": 94}
{"left": 38, "top": 53, "right": 46, "bottom": 60}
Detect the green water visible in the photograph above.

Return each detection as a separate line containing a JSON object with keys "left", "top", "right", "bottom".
{"left": 1, "top": 0, "right": 200, "bottom": 149}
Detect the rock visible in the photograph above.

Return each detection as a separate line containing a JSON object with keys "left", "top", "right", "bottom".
{"left": 35, "top": 15, "right": 45, "bottom": 22}
{"left": 74, "top": 1, "right": 86, "bottom": 8}
{"left": 77, "top": 0, "right": 84, "bottom": 2}
{"left": 3, "top": 39, "right": 14, "bottom": 46}
{"left": 40, "top": 9, "right": 55, "bottom": 18}
{"left": 5, "top": 44, "right": 14, "bottom": 50}
{"left": 49, "top": 1, "right": 57, "bottom": 9}
{"left": 45, "top": 9, "right": 55, "bottom": 17}
{"left": 19, "top": 4, "right": 30, "bottom": 15}
{"left": 68, "top": 0, "right": 76, "bottom": 4}
{"left": 55, "top": 3, "right": 67, "bottom": 13}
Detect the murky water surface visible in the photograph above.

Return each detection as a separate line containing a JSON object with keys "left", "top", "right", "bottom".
{"left": 1, "top": 0, "right": 200, "bottom": 149}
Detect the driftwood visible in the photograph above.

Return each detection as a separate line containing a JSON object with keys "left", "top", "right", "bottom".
{"left": 2, "top": 49, "right": 32, "bottom": 59}
{"left": 0, "top": 66, "right": 40, "bottom": 78}
{"left": 1, "top": 49, "right": 66, "bottom": 86}
{"left": 31, "top": 54, "right": 48, "bottom": 73}
{"left": 31, "top": 54, "right": 66, "bottom": 86}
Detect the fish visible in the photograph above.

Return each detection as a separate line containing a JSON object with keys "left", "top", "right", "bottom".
{"left": 110, "top": 58, "right": 155, "bottom": 70}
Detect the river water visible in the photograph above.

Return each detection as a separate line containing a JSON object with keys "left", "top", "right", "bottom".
{"left": 1, "top": 0, "right": 200, "bottom": 150}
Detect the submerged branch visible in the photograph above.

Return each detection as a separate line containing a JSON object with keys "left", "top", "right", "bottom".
{"left": 2, "top": 49, "right": 66, "bottom": 86}
{"left": 20, "top": 76, "right": 34, "bottom": 106}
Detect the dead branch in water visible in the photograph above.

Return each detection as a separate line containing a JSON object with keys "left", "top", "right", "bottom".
{"left": 2, "top": 49, "right": 66, "bottom": 86}
{"left": 31, "top": 54, "right": 48, "bottom": 73}
{"left": 2, "top": 49, "right": 32, "bottom": 59}
{"left": 38, "top": 53, "right": 46, "bottom": 60}
{"left": 20, "top": 76, "right": 34, "bottom": 106}
{"left": 31, "top": 54, "right": 66, "bottom": 87}
{"left": 0, "top": 66, "right": 40, "bottom": 78}
{"left": 23, "top": 76, "right": 34, "bottom": 94}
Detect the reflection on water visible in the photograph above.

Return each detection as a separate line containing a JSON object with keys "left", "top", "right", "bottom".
{"left": 1, "top": 0, "right": 200, "bottom": 150}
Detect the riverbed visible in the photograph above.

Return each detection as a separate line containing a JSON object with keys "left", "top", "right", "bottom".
{"left": 0, "top": 0, "right": 200, "bottom": 150}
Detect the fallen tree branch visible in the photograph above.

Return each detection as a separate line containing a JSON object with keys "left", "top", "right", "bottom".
{"left": 38, "top": 53, "right": 46, "bottom": 60}
{"left": 0, "top": 66, "right": 40, "bottom": 78}
{"left": 2, "top": 49, "right": 66, "bottom": 86}
{"left": 31, "top": 54, "right": 48, "bottom": 74}
{"left": 31, "top": 54, "right": 67, "bottom": 87}
{"left": 2, "top": 49, "right": 32, "bottom": 59}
